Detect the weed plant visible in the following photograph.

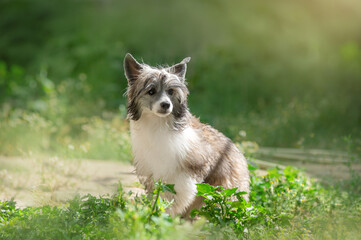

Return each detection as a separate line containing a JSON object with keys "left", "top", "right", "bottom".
{"left": 1, "top": 165, "right": 360, "bottom": 239}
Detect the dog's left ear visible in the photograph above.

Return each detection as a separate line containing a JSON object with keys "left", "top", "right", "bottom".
{"left": 167, "top": 57, "right": 191, "bottom": 80}
{"left": 124, "top": 53, "right": 142, "bottom": 85}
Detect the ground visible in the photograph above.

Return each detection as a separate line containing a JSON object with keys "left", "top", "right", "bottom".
{"left": 0, "top": 155, "right": 360, "bottom": 208}
{"left": 0, "top": 156, "right": 142, "bottom": 208}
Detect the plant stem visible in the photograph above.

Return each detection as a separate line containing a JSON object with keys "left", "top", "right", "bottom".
{"left": 149, "top": 187, "right": 160, "bottom": 222}
{"left": 220, "top": 196, "right": 226, "bottom": 220}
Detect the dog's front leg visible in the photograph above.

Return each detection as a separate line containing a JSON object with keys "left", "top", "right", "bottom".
{"left": 168, "top": 174, "right": 198, "bottom": 216}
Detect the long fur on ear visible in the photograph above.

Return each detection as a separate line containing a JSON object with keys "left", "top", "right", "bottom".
{"left": 167, "top": 57, "right": 191, "bottom": 80}
{"left": 124, "top": 53, "right": 142, "bottom": 84}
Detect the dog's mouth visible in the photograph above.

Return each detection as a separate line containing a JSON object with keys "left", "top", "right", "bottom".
{"left": 155, "top": 109, "right": 172, "bottom": 117}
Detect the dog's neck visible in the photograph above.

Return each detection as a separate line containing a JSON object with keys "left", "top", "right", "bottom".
{"left": 130, "top": 112, "right": 174, "bottom": 132}
{"left": 130, "top": 110, "right": 191, "bottom": 132}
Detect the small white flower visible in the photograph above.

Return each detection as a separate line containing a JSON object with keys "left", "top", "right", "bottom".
{"left": 239, "top": 130, "right": 247, "bottom": 137}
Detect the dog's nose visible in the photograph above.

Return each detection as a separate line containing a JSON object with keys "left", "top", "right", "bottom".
{"left": 160, "top": 102, "right": 170, "bottom": 110}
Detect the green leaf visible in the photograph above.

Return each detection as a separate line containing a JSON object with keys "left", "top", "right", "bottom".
{"left": 190, "top": 209, "right": 198, "bottom": 218}
{"left": 196, "top": 183, "right": 215, "bottom": 196}
{"left": 163, "top": 184, "right": 176, "bottom": 194}
{"left": 267, "top": 167, "right": 282, "bottom": 178}
{"left": 248, "top": 164, "right": 258, "bottom": 171}
{"left": 235, "top": 191, "right": 248, "bottom": 196}
{"left": 230, "top": 201, "right": 246, "bottom": 209}
{"left": 224, "top": 188, "right": 238, "bottom": 197}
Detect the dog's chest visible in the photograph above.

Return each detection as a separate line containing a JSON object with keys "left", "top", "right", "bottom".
{"left": 130, "top": 119, "right": 197, "bottom": 180}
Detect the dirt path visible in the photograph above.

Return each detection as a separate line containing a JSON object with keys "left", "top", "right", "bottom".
{"left": 0, "top": 156, "right": 143, "bottom": 208}
{"left": 1, "top": 156, "right": 359, "bottom": 208}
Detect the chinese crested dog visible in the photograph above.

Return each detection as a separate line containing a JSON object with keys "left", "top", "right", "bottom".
{"left": 124, "top": 53, "right": 249, "bottom": 217}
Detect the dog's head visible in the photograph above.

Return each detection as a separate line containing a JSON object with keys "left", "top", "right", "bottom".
{"left": 124, "top": 53, "right": 190, "bottom": 121}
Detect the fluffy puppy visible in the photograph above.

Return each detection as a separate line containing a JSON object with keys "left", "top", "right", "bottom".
{"left": 124, "top": 53, "right": 249, "bottom": 216}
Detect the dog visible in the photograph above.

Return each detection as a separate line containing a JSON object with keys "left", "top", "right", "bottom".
{"left": 124, "top": 53, "right": 249, "bottom": 217}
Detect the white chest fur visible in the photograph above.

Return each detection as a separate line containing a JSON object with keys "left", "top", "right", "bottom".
{"left": 130, "top": 116, "right": 198, "bottom": 182}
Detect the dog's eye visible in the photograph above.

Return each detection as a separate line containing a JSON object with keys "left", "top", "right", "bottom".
{"left": 148, "top": 88, "right": 156, "bottom": 96}
{"left": 167, "top": 89, "right": 174, "bottom": 96}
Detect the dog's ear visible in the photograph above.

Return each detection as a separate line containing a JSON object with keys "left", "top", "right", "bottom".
{"left": 167, "top": 57, "right": 191, "bottom": 80}
{"left": 124, "top": 53, "right": 142, "bottom": 85}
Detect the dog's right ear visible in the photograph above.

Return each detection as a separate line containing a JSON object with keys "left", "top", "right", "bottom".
{"left": 167, "top": 57, "right": 191, "bottom": 81}
{"left": 124, "top": 53, "right": 142, "bottom": 85}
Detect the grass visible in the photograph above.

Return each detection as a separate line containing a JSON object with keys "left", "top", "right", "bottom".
{"left": 0, "top": 107, "right": 131, "bottom": 161}
{"left": 1, "top": 165, "right": 360, "bottom": 239}
{"left": 1, "top": 0, "right": 361, "bottom": 152}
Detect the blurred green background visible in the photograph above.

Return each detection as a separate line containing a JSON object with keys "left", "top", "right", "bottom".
{"left": 0, "top": 0, "right": 360, "bottom": 160}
